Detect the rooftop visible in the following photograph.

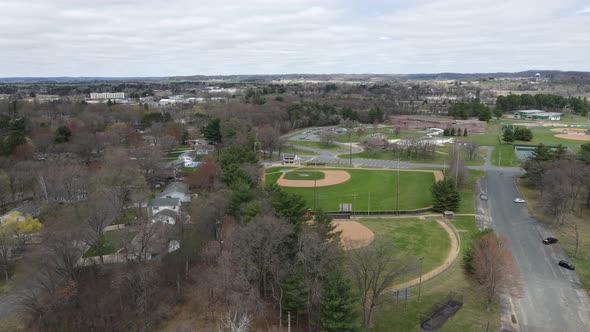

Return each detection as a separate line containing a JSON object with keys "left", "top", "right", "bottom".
{"left": 148, "top": 197, "right": 180, "bottom": 207}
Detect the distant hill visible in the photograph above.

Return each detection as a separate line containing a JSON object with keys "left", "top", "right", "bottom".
{"left": 1, "top": 70, "right": 589, "bottom": 83}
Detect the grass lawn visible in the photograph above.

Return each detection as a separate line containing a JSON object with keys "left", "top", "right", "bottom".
{"left": 283, "top": 170, "right": 325, "bottom": 180}
{"left": 83, "top": 228, "right": 138, "bottom": 257}
{"left": 364, "top": 216, "right": 499, "bottom": 331}
{"left": 267, "top": 168, "right": 435, "bottom": 212}
{"left": 337, "top": 128, "right": 419, "bottom": 143}
{"left": 517, "top": 179, "right": 590, "bottom": 289}
{"left": 491, "top": 144, "right": 521, "bottom": 167}
{"left": 457, "top": 170, "right": 485, "bottom": 214}
{"left": 358, "top": 217, "right": 450, "bottom": 283}
{"left": 282, "top": 146, "right": 320, "bottom": 156}
{"left": 341, "top": 146, "right": 485, "bottom": 166}
{"left": 288, "top": 140, "right": 345, "bottom": 151}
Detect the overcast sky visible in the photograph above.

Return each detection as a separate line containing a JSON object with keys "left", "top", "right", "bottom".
{"left": 1, "top": 0, "right": 589, "bottom": 77}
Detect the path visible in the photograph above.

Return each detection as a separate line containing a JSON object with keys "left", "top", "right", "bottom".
{"left": 385, "top": 217, "right": 460, "bottom": 292}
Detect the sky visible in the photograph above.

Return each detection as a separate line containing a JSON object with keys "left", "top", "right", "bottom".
{"left": 1, "top": 0, "right": 589, "bottom": 77}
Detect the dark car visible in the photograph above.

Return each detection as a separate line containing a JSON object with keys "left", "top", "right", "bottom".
{"left": 543, "top": 237, "right": 558, "bottom": 245}
{"left": 479, "top": 194, "right": 488, "bottom": 201}
{"left": 558, "top": 260, "right": 575, "bottom": 270}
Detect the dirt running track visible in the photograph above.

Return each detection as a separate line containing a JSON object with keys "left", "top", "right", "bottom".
{"left": 276, "top": 170, "right": 351, "bottom": 187}
{"left": 333, "top": 220, "right": 375, "bottom": 249}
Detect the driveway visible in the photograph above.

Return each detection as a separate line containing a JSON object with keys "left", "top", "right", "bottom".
{"left": 480, "top": 170, "right": 590, "bottom": 331}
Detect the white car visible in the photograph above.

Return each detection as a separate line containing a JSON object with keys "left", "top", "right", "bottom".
{"left": 514, "top": 198, "right": 526, "bottom": 203}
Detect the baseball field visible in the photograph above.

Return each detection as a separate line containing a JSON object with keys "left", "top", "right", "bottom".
{"left": 265, "top": 167, "right": 439, "bottom": 212}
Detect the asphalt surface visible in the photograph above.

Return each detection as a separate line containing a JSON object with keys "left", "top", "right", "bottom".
{"left": 479, "top": 170, "right": 590, "bottom": 332}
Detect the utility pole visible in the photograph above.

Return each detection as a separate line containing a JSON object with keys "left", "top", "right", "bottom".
{"left": 368, "top": 192, "right": 370, "bottom": 216}
{"left": 396, "top": 158, "right": 400, "bottom": 215}
{"left": 349, "top": 130, "right": 353, "bottom": 166}
{"left": 454, "top": 143, "right": 459, "bottom": 187}
{"left": 313, "top": 178, "right": 317, "bottom": 212}
{"left": 418, "top": 256, "right": 425, "bottom": 302}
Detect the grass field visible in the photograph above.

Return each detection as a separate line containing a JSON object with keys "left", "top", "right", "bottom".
{"left": 283, "top": 170, "right": 325, "bottom": 180}
{"left": 358, "top": 217, "right": 450, "bottom": 284}
{"left": 337, "top": 128, "right": 420, "bottom": 143}
{"left": 340, "top": 145, "right": 485, "bottom": 166}
{"left": 491, "top": 144, "right": 521, "bottom": 167}
{"left": 362, "top": 216, "right": 498, "bottom": 331}
{"left": 84, "top": 228, "right": 137, "bottom": 257}
{"left": 288, "top": 140, "right": 345, "bottom": 151}
{"left": 457, "top": 170, "right": 484, "bottom": 214}
{"left": 266, "top": 168, "right": 435, "bottom": 211}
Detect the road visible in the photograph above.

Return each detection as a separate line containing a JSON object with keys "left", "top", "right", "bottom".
{"left": 479, "top": 170, "right": 590, "bottom": 331}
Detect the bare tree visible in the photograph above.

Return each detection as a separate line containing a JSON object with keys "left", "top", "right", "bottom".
{"left": 472, "top": 232, "right": 523, "bottom": 310}
{"left": 462, "top": 141, "right": 480, "bottom": 161}
{"left": 348, "top": 238, "right": 414, "bottom": 327}
{"left": 218, "top": 311, "right": 253, "bottom": 332}
{"left": 319, "top": 131, "right": 338, "bottom": 146}
{"left": 83, "top": 192, "right": 121, "bottom": 264}
{"left": 447, "top": 143, "right": 469, "bottom": 188}
{"left": 257, "top": 125, "right": 280, "bottom": 159}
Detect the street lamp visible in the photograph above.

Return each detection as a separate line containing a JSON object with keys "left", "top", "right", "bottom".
{"left": 418, "top": 256, "right": 425, "bottom": 302}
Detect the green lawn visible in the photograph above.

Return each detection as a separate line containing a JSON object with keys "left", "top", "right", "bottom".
{"left": 282, "top": 146, "right": 320, "bottom": 156}
{"left": 364, "top": 216, "right": 499, "bottom": 331}
{"left": 457, "top": 170, "right": 484, "bottom": 214}
{"left": 84, "top": 228, "right": 137, "bottom": 257}
{"left": 358, "top": 217, "right": 450, "bottom": 283}
{"left": 288, "top": 140, "right": 345, "bottom": 151}
{"left": 341, "top": 145, "right": 485, "bottom": 166}
{"left": 283, "top": 170, "right": 325, "bottom": 180}
{"left": 337, "top": 128, "right": 419, "bottom": 143}
{"left": 491, "top": 144, "right": 521, "bottom": 167}
{"left": 267, "top": 168, "right": 435, "bottom": 212}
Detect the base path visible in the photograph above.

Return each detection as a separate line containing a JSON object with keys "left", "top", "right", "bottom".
{"left": 276, "top": 170, "right": 351, "bottom": 187}
{"left": 386, "top": 218, "right": 460, "bottom": 292}
{"left": 333, "top": 220, "right": 375, "bottom": 249}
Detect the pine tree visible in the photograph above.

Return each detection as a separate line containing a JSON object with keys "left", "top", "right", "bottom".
{"left": 202, "top": 117, "right": 222, "bottom": 143}
{"left": 319, "top": 272, "right": 358, "bottom": 332}
{"left": 463, "top": 128, "right": 468, "bottom": 136}
{"left": 450, "top": 128, "right": 456, "bottom": 136}
{"left": 502, "top": 128, "right": 514, "bottom": 142}
{"left": 54, "top": 126, "right": 72, "bottom": 144}
{"left": 431, "top": 178, "right": 460, "bottom": 212}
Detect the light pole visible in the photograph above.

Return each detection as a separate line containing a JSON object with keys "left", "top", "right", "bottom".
{"left": 349, "top": 130, "right": 353, "bottom": 166}
{"left": 396, "top": 158, "right": 400, "bottom": 215}
{"left": 418, "top": 256, "right": 425, "bottom": 302}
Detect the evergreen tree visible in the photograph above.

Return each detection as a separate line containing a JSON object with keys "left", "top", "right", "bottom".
{"left": 268, "top": 184, "right": 310, "bottom": 228}
{"left": 54, "top": 125, "right": 72, "bottom": 144}
{"left": 431, "top": 178, "right": 460, "bottom": 212}
{"left": 319, "top": 272, "right": 358, "bottom": 332}
{"left": 313, "top": 209, "right": 340, "bottom": 241}
{"left": 450, "top": 128, "right": 456, "bottom": 136}
{"left": 579, "top": 142, "right": 590, "bottom": 164}
{"left": 443, "top": 128, "right": 450, "bottom": 136}
{"left": 463, "top": 128, "right": 468, "bottom": 136}
{"left": 202, "top": 117, "right": 222, "bottom": 143}
{"left": 502, "top": 128, "right": 514, "bottom": 142}
{"left": 531, "top": 143, "right": 553, "bottom": 162}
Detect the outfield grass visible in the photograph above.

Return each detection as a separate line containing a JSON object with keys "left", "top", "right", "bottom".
{"left": 267, "top": 168, "right": 435, "bottom": 212}
{"left": 358, "top": 217, "right": 450, "bottom": 283}
{"left": 283, "top": 170, "right": 325, "bottom": 180}
{"left": 364, "top": 216, "right": 499, "bottom": 331}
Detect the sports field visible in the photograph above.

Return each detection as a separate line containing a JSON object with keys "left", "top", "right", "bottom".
{"left": 266, "top": 167, "right": 436, "bottom": 212}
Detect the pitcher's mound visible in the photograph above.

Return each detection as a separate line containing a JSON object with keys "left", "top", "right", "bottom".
{"left": 334, "top": 220, "right": 375, "bottom": 250}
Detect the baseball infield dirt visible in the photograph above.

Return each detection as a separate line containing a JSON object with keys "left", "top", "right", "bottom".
{"left": 276, "top": 170, "right": 351, "bottom": 187}
{"left": 554, "top": 134, "right": 590, "bottom": 141}
{"left": 333, "top": 220, "right": 375, "bottom": 250}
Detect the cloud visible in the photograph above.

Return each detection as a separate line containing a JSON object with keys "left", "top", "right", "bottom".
{"left": 0, "top": 0, "right": 589, "bottom": 76}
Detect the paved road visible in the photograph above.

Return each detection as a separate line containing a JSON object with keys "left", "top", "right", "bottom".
{"left": 480, "top": 170, "right": 590, "bottom": 332}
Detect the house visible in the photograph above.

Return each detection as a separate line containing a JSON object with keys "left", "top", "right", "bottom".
{"left": 126, "top": 222, "right": 180, "bottom": 261}
{"left": 282, "top": 153, "right": 300, "bottom": 165}
{"left": 157, "top": 182, "right": 191, "bottom": 203}
{"left": 147, "top": 197, "right": 180, "bottom": 220}
{"left": 152, "top": 209, "right": 177, "bottom": 225}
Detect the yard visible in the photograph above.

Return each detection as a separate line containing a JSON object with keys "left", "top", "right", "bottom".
{"left": 84, "top": 228, "right": 138, "bottom": 258}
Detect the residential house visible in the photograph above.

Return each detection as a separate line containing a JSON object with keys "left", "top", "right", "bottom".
{"left": 0, "top": 202, "right": 40, "bottom": 224}
{"left": 147, "top": 197, "right": 180, "bottom": 225}
{"left": 157, "top": 181, "right": 191, "bottom": 203}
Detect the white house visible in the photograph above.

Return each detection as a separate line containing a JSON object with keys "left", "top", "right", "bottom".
{"left": 152, "top": 209, "right": 177, "bottom": 225}
{"left": 147, "top": 197, "right": 180, "bottom": 224}
{"left": 282, "top": 153, "right": 300, "bottom": 165}
{"left": 157, "top": 182, "right": 191, "bottom": 203}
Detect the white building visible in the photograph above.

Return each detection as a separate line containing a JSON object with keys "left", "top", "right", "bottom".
{"left": 90, "top": 92, "right": 125, "bottom": 99}
{"left": 157, "top": 182, "right": 191, "bottom": 203}
{"left": 147, "top": 197, "right": 180, "bottom": 225}
{"left": 282, "top": 154, "right": 300, "bottom": 165}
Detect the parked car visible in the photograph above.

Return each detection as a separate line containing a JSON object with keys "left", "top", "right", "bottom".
{"left": 479, "top": 194, "right": 488, "bottom": 201}
{"left": 543, "top": 237, "right": 558, "bottom": 245}
{"left": 514, "top": 198, "right": 526, "bottom": 203}
{"left": 558, "top": 260, "right": 575, "bottom": 270}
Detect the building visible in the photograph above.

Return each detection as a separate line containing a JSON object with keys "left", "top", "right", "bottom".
{"left": 89, "top": 92, "right": 125, "bottom": 99}
{"left": 282, "top": 153, "right": 300, "bottom": 165}
{"left": 512, "top": 110, "right": 562, "bottom": 121}
{"left": 157, "top": 182, "right": 191, "bottom": 203}
{"left": 147, "top": 197, "right": 180, "bottom": 224}
{"left": 0, "top": 202, "right": 40, "bottom": 224}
